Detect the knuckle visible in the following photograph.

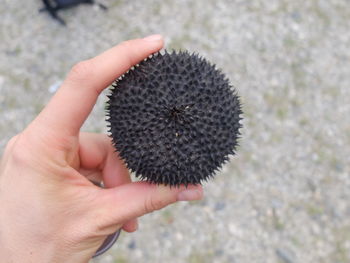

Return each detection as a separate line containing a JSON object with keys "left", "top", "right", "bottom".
{"left": 5, "top": 133, "right": 33, "bottom": 165}
{"left": 144, "top": 195, "right": 167, "bottom": 214}
{"left": 68, "top": 60, "right": 94, "bottom": 82}
{"left": 9, "top": 142, "right": 27, "bottom": 164}
{"left": 4, "top": 135, "right": 22, "bottom": 158}
{"left": 4, "top": 135, "right": 19, "bottom": 152}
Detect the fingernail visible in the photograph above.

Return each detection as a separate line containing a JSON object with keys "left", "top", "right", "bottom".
{"left": 143, "top": 34, "right": 163, "bottom": 42}
{"left": 177, "top": 189, "right": 202, "bottom": 201}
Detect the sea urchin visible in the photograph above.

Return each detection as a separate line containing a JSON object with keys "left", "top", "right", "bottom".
{"left": 106, "top": 51, "right": 242, "bottom": 186}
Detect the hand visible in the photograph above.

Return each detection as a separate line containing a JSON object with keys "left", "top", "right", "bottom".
{"left": 0, "top": 35, "right": 203, "bottom": 263}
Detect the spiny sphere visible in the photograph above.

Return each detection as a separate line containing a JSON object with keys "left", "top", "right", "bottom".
{"left": 106, "top": 51, "right": 242, "bottom": 186}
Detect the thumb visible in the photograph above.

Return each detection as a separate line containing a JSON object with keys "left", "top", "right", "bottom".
{"left": 97, "top": 181, "right": 203, "bottom": 225}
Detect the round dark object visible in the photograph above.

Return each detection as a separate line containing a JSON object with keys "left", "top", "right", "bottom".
{"left": 106, "top": 51, "right": 242, "bottom": 186}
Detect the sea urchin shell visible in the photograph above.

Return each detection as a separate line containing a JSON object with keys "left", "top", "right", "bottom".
{"left": 106, "top": 51, "right": 242, "bottom": 186}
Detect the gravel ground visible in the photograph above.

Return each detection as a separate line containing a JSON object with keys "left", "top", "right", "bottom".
{"left": 1, "top": 0, "right": 350, "bottom": 262}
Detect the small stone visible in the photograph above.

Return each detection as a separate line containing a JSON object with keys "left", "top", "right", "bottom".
{"left": 128, "top": 240, "right": 136, "bottom": 250}
{"left": 214, "top": 201, "right": 226, "bottom": 211}
{"left": 275, "top": 248, "right": 295, "bottom": 263}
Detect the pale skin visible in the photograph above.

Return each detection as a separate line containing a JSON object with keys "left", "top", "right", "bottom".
{"left": 0, "top": 35, "right": 203, "bottom": 263}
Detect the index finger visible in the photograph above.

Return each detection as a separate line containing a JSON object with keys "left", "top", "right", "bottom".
{"left": 33, "top": 35, "right": 164, "bottom": 136}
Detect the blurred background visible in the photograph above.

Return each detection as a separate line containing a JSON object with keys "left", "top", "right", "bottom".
{"left": 0, "top": 0, "right": 349, "bottom": 262}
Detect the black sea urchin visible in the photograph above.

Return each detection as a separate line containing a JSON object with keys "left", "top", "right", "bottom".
{"left": 106, "top": 51, "right": 242, "bottom": 186}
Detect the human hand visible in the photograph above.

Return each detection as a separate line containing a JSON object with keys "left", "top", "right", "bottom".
{"left": 0, "top": 35, "right": 203, "bottom": 263}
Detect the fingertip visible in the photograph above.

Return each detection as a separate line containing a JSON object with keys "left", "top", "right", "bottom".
{"left": 142, "top": 34, "right": 164, "bottom": 44}
{"left": 122, "top": 218, "right": 138, "bottom": 233}
{"left": 176, "top": 184, "right": 203, "bottom": 201}
{"left": 142, "top": 34, "right": 162, "bottom": 41}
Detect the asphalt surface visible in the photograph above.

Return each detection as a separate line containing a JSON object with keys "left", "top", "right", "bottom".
{"left": 0, "top": 0, "right": 349, "bottom": 262}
